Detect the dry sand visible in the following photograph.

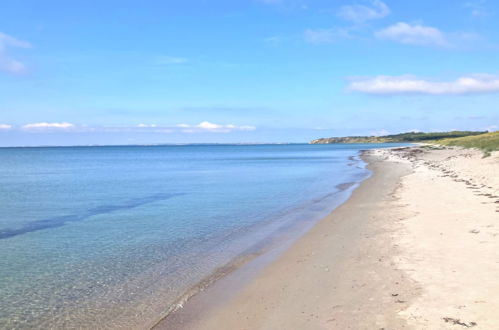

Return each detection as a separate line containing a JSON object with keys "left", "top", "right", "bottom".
{"left": 156, "top": 146, "right": 499, "bottom": 330}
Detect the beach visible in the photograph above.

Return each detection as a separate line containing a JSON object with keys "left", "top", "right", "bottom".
{"left": 158, "top": 146, "right": 499, "bottom": 329}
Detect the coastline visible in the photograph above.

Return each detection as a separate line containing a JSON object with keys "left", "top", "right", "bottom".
{"left": 155, "top": 146, "right": 499, "bottom": 329}
{"left": 151, "top": 156, "right": 370, "bottom": 329}
{"left": 155, "top": 148, "right": 414, "bottom": 329}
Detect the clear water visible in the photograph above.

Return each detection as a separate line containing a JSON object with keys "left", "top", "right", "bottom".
{"left": 0, "top": 143, "right": 404, "bottom": 329}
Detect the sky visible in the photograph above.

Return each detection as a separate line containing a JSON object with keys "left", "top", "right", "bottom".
{"left": 0, "top": 0, "right": 498, "bottom": 146}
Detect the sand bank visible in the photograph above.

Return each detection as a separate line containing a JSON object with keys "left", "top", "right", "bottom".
{"left": 156, "top": 146, "right": 499, "bottom": 330}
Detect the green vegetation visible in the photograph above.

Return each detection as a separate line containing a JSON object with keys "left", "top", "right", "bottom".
{"left": 311, "top": 130, "right": 498, "bottom": 156}
{"left": 435, "top": 131, "right": 499, "bottom": 156}
{"left": 310, "top": 131, "right": 487, "bottom": 144}
{"left": 380, "top": 131, "right": 487, "bottom": 142}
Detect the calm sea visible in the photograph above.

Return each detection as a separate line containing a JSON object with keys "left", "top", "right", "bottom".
{"left": 0, "top": 143, "right": 403, "bottom": 329}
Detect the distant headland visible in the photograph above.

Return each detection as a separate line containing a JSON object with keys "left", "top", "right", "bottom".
{"left": 310, "top": 130, "right": 499, "bottom": 156}
{"left": 311, "top": 131, "right": 487, "bottom": 144}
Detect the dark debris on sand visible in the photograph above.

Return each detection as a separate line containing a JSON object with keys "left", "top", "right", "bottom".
{"left": 443, "top": 317, "right": 477, "bottom": 328}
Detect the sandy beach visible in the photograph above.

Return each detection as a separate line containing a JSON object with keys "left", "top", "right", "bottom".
{"left": 156, "top": 145, "right": 499, "bottom": 330}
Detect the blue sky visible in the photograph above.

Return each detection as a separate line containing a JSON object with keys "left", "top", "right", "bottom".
{"left": 0, "top": 0, "right": 498, "bottom": 146}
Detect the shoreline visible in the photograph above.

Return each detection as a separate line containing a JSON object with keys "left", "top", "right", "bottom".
{"left": 154, "top": 148, "right": 415, "bottom": 329}
{"left": 152, "top": 158, "right": 370, "bottom": 329}
{"left": 155, "top": 146, "right": 499, "bottom": 329}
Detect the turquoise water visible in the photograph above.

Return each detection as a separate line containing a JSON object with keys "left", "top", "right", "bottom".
{"left": 0, "top": 144, "right": 403, "bottom": 329}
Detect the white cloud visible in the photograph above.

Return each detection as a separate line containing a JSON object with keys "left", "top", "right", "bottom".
{"left": 199, "top": 121, "right": 224, "bottom": 130}
{"left": 338, "top": 0, "right": 390, "bottom": 23}
{"left": 304, "top": 28, "right": 352, "bottom": 44}
{"left": 177, "top": 121, "right": 256, "bottom": 133}
{"left": 348, "top": 74, "right": 499, "bottom": 95}
{"left": 137, "top": 123, "right": 157, "bottom": 128}
{"left": 0, "top": 124, "right": 12, "bottom": 130}
{"left": 22, "top": 122, "right": 75, "bottom": 130}
{"left": 375, "top": 22, "right": 449, "bottom": 47}
{"left": 0, "top": 32, "right": 31, "bottom": 74}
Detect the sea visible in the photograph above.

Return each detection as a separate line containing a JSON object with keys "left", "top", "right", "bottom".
{"left": 0, "top": 143, "right": 405, "bottom": 329}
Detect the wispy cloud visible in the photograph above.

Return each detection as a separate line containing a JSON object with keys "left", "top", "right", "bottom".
{"left": 257, "top": 0, "right": 309, "bottom": 10}
{"left": 304, "top": 28, "right": 352, "bottom": 44}
{"left": 264, "top": 35, "right": 286, "bottom": 45}
{"left": 156, "top": 56, "right": 188, "bottom": 65}
{"left": 22, "top": 122, "right": 75, "bottom": 130}
{"left": 176, "top": 121, "right": 256, "bottom": 133}
{"left": 181, "top": 105, "right": 270, "bottom": 114}
{"left": 348, "top": 74, "right": 499, "bottom": 95}
{"left": 370, "top": 129, "right": 390, "bottom": 136}
{"left": 338, "top": 0, "right": 390, "bottom": 23}
{"left": 464, "top": 1, "right": 490, "bottom": 17}
{"left": 12, "top": 122, "right": 256, "bottom": 134}
{"left": 375, "top": 22, "right": 449, "bottom": 47}
{"left": 90, "top": 126, "right": 172, "bottom": 134}
{"left": 0, "top": 32, "right": 31, "bottom": 75}
{"left": 484, "top": 125, "right": 498, "bottom": 132}
{"left": 305, "top": 1, "right": 389, "bottom": 45}
{"left": 258, "top": 0, "right": 283, "bottom": 4}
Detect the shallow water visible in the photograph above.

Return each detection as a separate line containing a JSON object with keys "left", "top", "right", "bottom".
{"left": 0, "top": 143, "right": 405, "bottom": 329}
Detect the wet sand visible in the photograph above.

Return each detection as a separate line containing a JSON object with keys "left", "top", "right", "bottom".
{"left": 155, "top": 146, "right": 499, "bottom": 329}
